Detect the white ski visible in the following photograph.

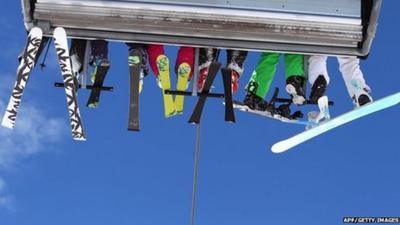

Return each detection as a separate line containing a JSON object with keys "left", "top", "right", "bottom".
{"left": 2, "top": 27, "right": 43, "bottom": 129}
{"left": 53, "top": 27, "right": 86, "bottom": 141}
{"left": 271, "top": 92, "right": 400, "bottom": 153}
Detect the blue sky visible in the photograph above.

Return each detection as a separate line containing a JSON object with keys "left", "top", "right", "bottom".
{"left": 0, "top": 1, "right": 400, "bottom": 225}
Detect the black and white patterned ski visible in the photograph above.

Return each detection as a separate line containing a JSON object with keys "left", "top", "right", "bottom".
{"left": 188, "top": 62, "right": 222, "bottom": 124}
{"left": 127, "top": 48, "right": 142, "bottom": 131}
{"left": 221, "top": 67, "right": 235, "bottom": 123}
{"left": 87, "top": 63, "right": 110, "bottom": 108}
{"left": 2, "top": 27, "right": 43, "bottom": 129}
{"left": 53, "top": 27, "right": 86, "bottom": 141}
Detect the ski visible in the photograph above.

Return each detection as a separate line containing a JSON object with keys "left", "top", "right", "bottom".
{"left": 221, "top": 67, "right": 235, "bottom": 123}
{"left": 175, "top": 62, "right": 191, "bottom": 114}
{"left": 271, "top": 92, "right": 400, "bottom": 154}
{"left": 2, "top": 27, "right": 43, "bottom": 129}
{"left": 232, "top": 101, "right": 316, "bottom": 126}
{"left": 86, "top": 61, "right": 111, "bottom": 108}
{"left": 53, "top": 27, "right": 86, "bottom": 141}
{"left": 189, "top": 62, "right": 222, "bottom": 124}
{"left": 127, "top": 48, "right": 142, "bottom": 131}
{"left": 156, "top": 55, "right": 177, "bottom": 118}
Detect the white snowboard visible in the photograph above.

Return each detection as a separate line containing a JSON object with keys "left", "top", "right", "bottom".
{"left": 272, "top": 92, "right": 400, "bottom": 153}
{"left": 232, "top": 101, "right": 317, "bottom": 126}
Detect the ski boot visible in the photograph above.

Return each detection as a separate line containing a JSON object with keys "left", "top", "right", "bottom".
{"left": 243, "top": 91, "right": 268, "bottom": 111}
{"left": 275, "top": 104, "right": 303, "bottom": 120}
{"left": 310, "top": 75, "right": 327, "bottom": 104}
{"left": 286, "top": 76, "right": 306, "bottom": 105}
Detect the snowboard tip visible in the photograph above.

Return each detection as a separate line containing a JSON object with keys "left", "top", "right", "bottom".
{"left": 271, "top": 142, "right": 288, "bottom": 154}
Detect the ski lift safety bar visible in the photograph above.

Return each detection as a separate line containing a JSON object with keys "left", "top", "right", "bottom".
{"left": 23, "top": 0, "right": 381, "bottom": 57}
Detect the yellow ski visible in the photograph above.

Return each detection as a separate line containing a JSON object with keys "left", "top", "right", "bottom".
{"left": 175, "top": 63, "right": 191, "bottom": 114}
{"left": 156, "top": 55, "right": 177, "bottom": 117}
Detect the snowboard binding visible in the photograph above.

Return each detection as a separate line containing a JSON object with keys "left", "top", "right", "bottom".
{"left": 267, "top": 88, "right": 304, "bottom": 120}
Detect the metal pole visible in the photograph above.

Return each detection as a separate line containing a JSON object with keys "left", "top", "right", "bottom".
{"left": 82, "top": 40, "right": 91, "bottom": 89}
{"left": 192, "top": 48, "right": 200, "bottom": 96}
{"left": 190, "top": 123, "right": 202, "bottom": 225}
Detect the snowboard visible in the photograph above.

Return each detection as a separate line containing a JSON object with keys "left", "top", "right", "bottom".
{"left": 53, "top": 27, "right": 86, "bottom": 141}
{"left": 156, "top": 55, "right": 177, "bottom": 118}
{"left": 2, "top": 27, "right": 43, "bottom": 129}
{"left": 232, "top": 101, "right": 316, "bottom": 126}
{"left": 175, "top": 62, "right": 191, "bottom": 114}
{"left": 271, "top": 92, "right": 400, "bottom": 153}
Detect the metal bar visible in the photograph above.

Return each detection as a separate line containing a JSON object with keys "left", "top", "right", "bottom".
{"left": 361, "top": 0, "right": 382, "bottom": 56}
{"left": 274, "top": 98, "right": 334, "bottom": 106}
{"left": 82, "top": 40, "right": 91, "bottom": 89}
{"left": 51, "top": 29, "right": 365, "bottom": 57}
{"left": 54, "top": 82, "right": 114, "bottom": 91}
{"left": 192, "top": 48, "right": 200, "bottom": 96}
{"left": 165, "top": 90, "right": 224, "bottom": 98}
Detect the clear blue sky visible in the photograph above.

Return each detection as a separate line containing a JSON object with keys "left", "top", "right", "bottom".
{"left": 0, "top": 2, "right": 400, "bottom": 225}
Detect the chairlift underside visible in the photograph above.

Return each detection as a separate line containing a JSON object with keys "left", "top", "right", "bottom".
{"left": 22, "top": 0, "right": 381, "bottom": 56}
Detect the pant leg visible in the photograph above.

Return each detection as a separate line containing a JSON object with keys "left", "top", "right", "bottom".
{"left": 147, "top": 44, "right": 165, "bottom": 77}
{"left": 246, "top": 52, "right": 280, "bottom": 98}
{"left": 308, "top": 55, "right": 330, "bottom": 85}
{"left": 199, "top": 48, "right": 217, "bottom": 70}
{"left": 175, "top": 46, "right": 195, "bottom": 79}
{"left": 337, "top": 56, "right": 370, "bottom": 98}
{"left": 91, "top": 40, "right": 108, "bottom": 59}
{"left": 227, "top": 50, "right": 248, "bottom": 77}
{"left": 284, "top": 54, "right": 305, "bottom": 79}
{"left": 126, "top": 43, "right": 149, "bottom": 76}
{"left": 70, "top": 39, "right": 87, "bottom": 73}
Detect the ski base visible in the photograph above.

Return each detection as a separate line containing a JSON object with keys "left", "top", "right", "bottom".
{"left": 87, "top": 64, "right": 111, "bottom": 108}
{"left": 189, "top": 62, "right": 222, "bottom": 124}
{"left": 156, "top": 55, "right": 177, "bottom": 118}
{"left": 221, "top": 67, "right": 235, "bottom": 123}
{"left": 127, "top": 48, "right": 142, "bottom": 131}
{"left": 54, "top": 27, "right": 86, "bottom": 141}
{"left": 175, "top": 63, "right": 191, "bottom": 114}
{"left": 2, "top": 27, "right": 43, "bottom": 129}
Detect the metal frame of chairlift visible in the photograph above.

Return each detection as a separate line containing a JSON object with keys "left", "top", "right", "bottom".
{"left": 20, "top": 1, "right": 383, "bottom": 225}
{"left": 22, "top": 0, "right": 382, "bottom": 57}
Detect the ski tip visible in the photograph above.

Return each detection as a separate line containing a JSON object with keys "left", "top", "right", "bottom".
{"left": 73, "top": 137, "right": 86, "bottom": 142}
{"left": 156, "top": 54, "right": 169, "bottom": 62}
{"left": 1, "top": 121, "right": 15, "bottom": 130}
{"left": 128, "top": 128, "right": 140, "bottom": 132}
{"left": 30, "top": 27, "right": 43, "bottom": 36}
{"left": 54, "top": 27, "right": 66, "bottom": 36}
